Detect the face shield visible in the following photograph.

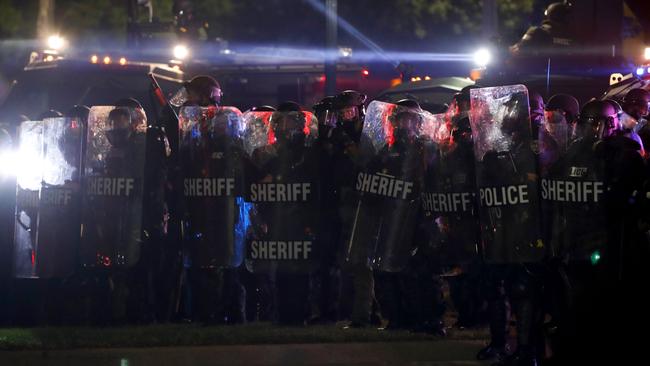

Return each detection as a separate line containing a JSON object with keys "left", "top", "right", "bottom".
{"left": 577, "top": 115, "right": 618, "bottom": 140}
{"left": 271, "top": 112, "right": 305, "bottom": 147}
{"left": 391, "top": 111, "right": 423, "bottom": 146}
{"left": 170, "top": 87, "right": 189, "bottom": 107}
{"left": 106, "top": 108, "right": 135, "bottom": 147}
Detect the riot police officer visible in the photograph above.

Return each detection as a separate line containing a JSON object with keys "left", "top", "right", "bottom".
{"left": 510, "top": 2, "right": 574, "bottom": 57}
{"left": 622, "top": 88, "right": 650, "bottom": 154}
{"left": 546, "top": 100, "right": 646, "bottom": 363}
{"left": 79, "top": 99, "right": 168, "bottom": 324}
{"left": 471, "top": 86, "right": 545, "bottom": 364}
{"left": 244, "top": 101, "right": 321, "bottom": 325}
{"left": 313, "top": 91, "right": 372, "bottom": 325}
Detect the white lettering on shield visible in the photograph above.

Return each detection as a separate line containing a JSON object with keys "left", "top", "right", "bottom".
{"left": 479, "top": 185, "right": 529, "bottom": 207}
{"left": 41, "top": 188, "right": 72, "bottom": 206}
{"left": 184, "top": 178, "right": 235, "bottom": 197}
{"left": 421, "top": 192, "right": 473, "bottom": 212}
{"left": 86, "top": 177, "right": 135, "bottom": 196}
{"left": 249, "top": 183, "right": 311, "bottom": 202}
{"left": 355, "top": 172, "right": 413, "bottom": 199}
{"left": 541, "top": 179, "right": 604, "bottom": 203}
{"left": 250, "top": 241, "right": 312, "bottom": 260}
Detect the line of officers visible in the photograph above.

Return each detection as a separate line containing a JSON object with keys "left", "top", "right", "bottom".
{"left": 2, "top": 76, "right": 650, "bottom": 364}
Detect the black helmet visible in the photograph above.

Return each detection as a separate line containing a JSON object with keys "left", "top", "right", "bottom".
{"left": 114, "top": 98, "right": 143, "bottom": 109}
{"left": 313, "top": 96, "right": 336, "bottom": 128}
{"left": 578, "top": 100, "right": 618, "bottom": 139}
{"left": 276, "top": 101, "right": 302, "bottom": 112}
{"left": 624, "top": 88, "right": 650, "bottom": 104}
{"left": 38, "top": 110, "right": 63, "bottom": 120}
{"left": 335, "top": 90, "right": 367, "bottom": 108}
{"left": 546, "top": 94, "right": 579, "bottom": 123}
{"left": 185, "top": 75, "right": 223, "bottom": 105}
{"left": 250, "top": 105, "right": 276, "bottom": 112}
{"left": 395, "top": 98, "right": 422, "bottom": 111}
{"left": 545, "top": 2, "right": 572, "bottom": 23}
{"left": 313, "top": 96, "right": 335, "bottom": 110}
{"left": 603, "top": 99, "right": 623, "bottom": 117}
{"left": 66, "top": 105, "right": 91, "bottom": 121}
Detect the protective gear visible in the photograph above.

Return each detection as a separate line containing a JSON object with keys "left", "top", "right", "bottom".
{"left": 575, "top": 100, "right": 619, "bottom": 140}
{"left": 179, "top": 105, "right": 247, "bottom": 269}
{"left": 546, "top": 94, "right": 579, "bottom": 123}
{"left": 12, "top": 120, "right": 43, "bottom": 278}
{"left": 172, "top": 76, "right": 223, "bottom": 107}
{"left": 35, "top": 116, "right": 84, "bottom": 278}
{"left": 622, "top": 88, "right": 650, "bottom": 120}
{"left": 242, "top": 109, "right": 320, "bottom": 274}
{"left": 345, "top": 100, "right": 431, "bottom": 272}
{"left": 469, "top": 85, "right": 544, "bottom": 263}
{"left": 333, "top": 90, "right": 366, "bottom": 143}
{"left": 421, "top": 113, "right": 478, "bottom": 267}
{"left": 510, "top": 1, "right": 573, "bottom": 62}
{"left": 544, "top": 2, "right": 573, "bottom": 23}
{"left": 80, "top": 106, "right": 147, "bottom": 269}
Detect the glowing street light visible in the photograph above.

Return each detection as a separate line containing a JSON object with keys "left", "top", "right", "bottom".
{"left": 47, "top": 35, "right": 66, "bottom": 51}
{"left": 473, "top": 48, "right": 492, "bottom": 68}
{"left": 173, "top": 44, "right": 190, "bottom": 60}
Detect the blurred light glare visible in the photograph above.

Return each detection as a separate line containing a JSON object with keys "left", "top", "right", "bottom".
{"left": 173, "top": 45, "right": 189, "bottom": 60}
{"left": 473, "top": 48, "right": 491, "bottom": 67}
{"left": 103, "top": 56, "right": 111, "bottom": 64}
{"left": 90, "top": 55, "right": 98, "bottom": 64}
{"left": 637, "top": 67, "right": 645, "bottom": 76}
{"left": 47, "top": 35, "right": 65, "bottom": 50}
{"left": 119, "top": 57, "right": 127, "bottom": 65}
{"left": 645, "top": 47, "right": 650, "bottom": 60}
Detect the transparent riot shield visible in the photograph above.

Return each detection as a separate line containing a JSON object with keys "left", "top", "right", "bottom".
{"left": 469, "top": 85, "right": 544, "bottom": 263}
{"left": 345, "top": 101, "right": 430, "bottom": 273}
{"left": 543, "top": 134, "right": 607, "bottom": 261}
{"left": 13, "top": 121, "right": 43, "bottom": 278}
{"left": 80, "top": 106, "right": 146, "bottom": 269}
{"left": 35, "top": 117, "right": 84, "bottom": 278}
{"left": 179, "top": 106, "right": 247, "bottom": 269}
{"left": 420, "top": 113, "right": 479, "bottom": 267}
{"left": 242, "top": 110, "right": 320, "bottom": 274}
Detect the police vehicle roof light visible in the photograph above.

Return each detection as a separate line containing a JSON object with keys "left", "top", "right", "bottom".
{"left": 173, "top": 44, "right": 189, "bottom": 60}
{"left": 362, "top": 69, "right": 369, "bottom": 76}
{"left": 636, "top": 67, "right": 645, "bottom": 76}
{"left": 473, "top": 48, "right": 491, "bottom": 68}
{"left": 46, "top": 35, "right": 66, "bottom": 51}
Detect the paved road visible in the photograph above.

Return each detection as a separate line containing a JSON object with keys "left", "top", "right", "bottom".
{"left": 0, "top": 340, "right": 489, "bottom": 366}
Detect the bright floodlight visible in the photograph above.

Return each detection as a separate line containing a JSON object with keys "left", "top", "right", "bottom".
{"left": 473, "top": 48, "right": 491, "bottom": 68}
{"left": 47, "top": 35, "right": 65, "bottom": 50}
{"left": 173, "top": 44, "right": 189, "bottom": 60}
{"left": 645, "top": 47, "right": 650, "bottom": 61}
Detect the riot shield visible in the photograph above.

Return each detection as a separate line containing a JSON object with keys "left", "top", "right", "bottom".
{"left": 36, "top": 117, "right": 84, "bottom": 278}
{"left": 80, "top": 106, "right": 146, "bottom": 269}
{"left": 179, "top": 106, "right": 247, "bottom": 269}
{"left": 13, "top": 121, "right": 43, "bottom": 278}
{"left": 345, "top": 101, "right": 429, "bottom": 273}
{"left": 542, "top": 136, "right": 607, "bottom": 261}
{"left": 469, "top": 85, "right": 544, "bottom": 263}
{"left": 242, "top": 110, "right": 320, "bottom": 274}
{"left": 420, "top": 113, "right": 479, "bottom": 267}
